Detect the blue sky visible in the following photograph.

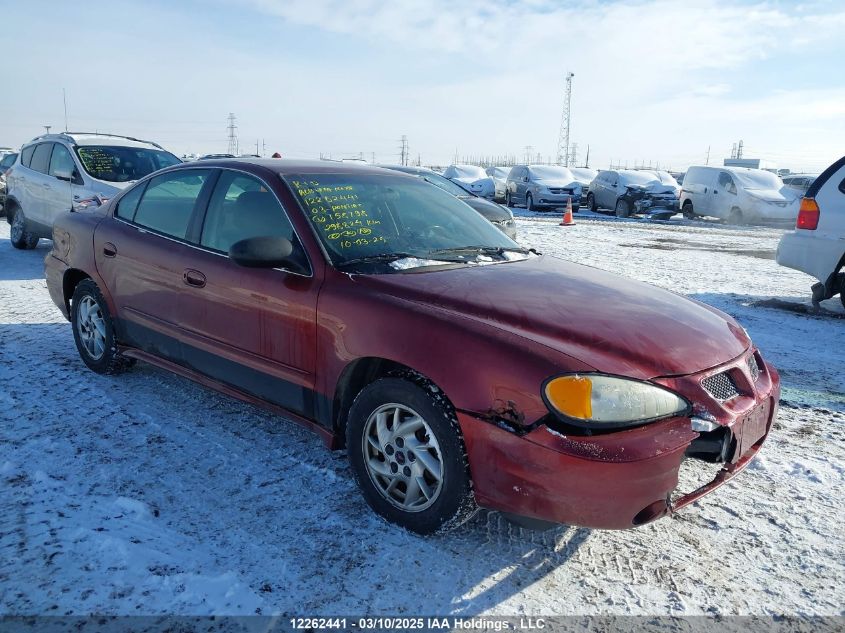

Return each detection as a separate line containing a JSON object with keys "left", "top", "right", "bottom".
{"left": 2, "top": 0, "right": 843, "bottom": 171}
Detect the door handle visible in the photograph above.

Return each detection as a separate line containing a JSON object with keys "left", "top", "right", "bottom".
{"left": 183, "top": 269, "right": 206, "bottom": 288}
{"left": 103, "top": 242, "right": 117, "bottom": 258}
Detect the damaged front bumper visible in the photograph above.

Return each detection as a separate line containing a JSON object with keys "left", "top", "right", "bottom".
{"left": 459, "top": 350, "right": 780, "bottom": 530}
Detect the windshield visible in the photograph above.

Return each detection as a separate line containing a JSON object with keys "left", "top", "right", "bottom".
{"left": 284, "top": 173, "right": 519, "bottom": 269}
{"left": 419, "top": 171, "right": 473, "bottom": 197}
{"left": 75, "top": 146, "right": 181, "bottom": 183}
{"left": 449, "top": 165, "right": 486, "bottom": 179}
{"left": 528, "top": 166, "right": 574, "bottom": 181}
{"left": 731, "top": 170, "right": 783, "bottom": 190}
{"left": 487, "top": 167, "right": 511, "bottom": 179}
{"left": 618, "top": 170, "right": 661, "bottom": 186}
{"left": 646, "top": 170, "right": 679, "bottom": 187}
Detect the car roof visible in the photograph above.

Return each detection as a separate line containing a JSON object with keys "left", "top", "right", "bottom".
{"left": 376, "top": 164, "right": 435, "bottom": 175}
{"left": 180, "top": 158, "right": 415, "bottom": 177}
{"left": 25, "top": 132, "right": 164, "bottom": 150}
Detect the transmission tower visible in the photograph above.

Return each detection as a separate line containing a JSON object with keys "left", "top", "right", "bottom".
{"left": 569, "top": 143, "right": 578, "bottom": 168}
{"left": 556, "top": 72, "right": 574, "bottom": 166}
{"left": 227, "top": 113, "right": 238, "bottom": 155}
{"left": 737, "top": 139, "right": 744, "bottom": 159}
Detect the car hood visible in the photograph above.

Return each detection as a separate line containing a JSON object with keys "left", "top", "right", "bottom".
{"left": 536, "top": 179, "right": 580, "bottom": 189}
{"left": 356, "top": 255, "right": 749, "bottom": 379}
{"left": 746, "top": 188, "right": 799, "bottom": 204}
{"left": 453, "top": 175, "right": 493, "bottom": 186}
{"left": 460, "top": 196, "right": 511, "bottom": 221}
{"left": 625, "top": 182, "right": 677, "bottom": 195}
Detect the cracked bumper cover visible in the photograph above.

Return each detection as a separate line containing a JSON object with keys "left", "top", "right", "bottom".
{"left": 459, "top": 357, "right": 780, "bottom": 530}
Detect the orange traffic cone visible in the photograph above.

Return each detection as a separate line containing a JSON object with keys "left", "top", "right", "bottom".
{"left": 560, "top": 198, "right": 575, "bottom": 226}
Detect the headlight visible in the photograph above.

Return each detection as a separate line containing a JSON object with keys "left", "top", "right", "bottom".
{"left": 542, "top": 374, "right": 690, "bottom": 429}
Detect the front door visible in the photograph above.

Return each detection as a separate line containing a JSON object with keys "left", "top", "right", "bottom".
{"left": 176, "top": 169, "right": 321, "bottom": 418}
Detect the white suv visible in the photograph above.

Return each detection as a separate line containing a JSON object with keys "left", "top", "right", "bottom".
{"left": 5, "top": 132, "right": 180, "bottom": 249}
{"left": 776, "top": 156, "right": 845, "bottom": 308}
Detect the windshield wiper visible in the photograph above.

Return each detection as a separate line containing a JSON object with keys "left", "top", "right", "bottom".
{"left": 336, "top": 252, "right": 468, "bottom": 267}
{"left": 428, "top": 245, "right": 530, "bottom": 257}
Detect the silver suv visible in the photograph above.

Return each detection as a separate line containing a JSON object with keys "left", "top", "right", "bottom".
{"left": 5, "top": 132, "right": 180, "bottom": 249}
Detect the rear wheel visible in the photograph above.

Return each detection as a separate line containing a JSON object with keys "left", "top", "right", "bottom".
{"left": 525, "top": 192, "right": 534, "bottom": 211}
{"left": 682, "top": 200, "right": 695, "bottom": 219}
{"left": 728, "top": 207, "right": 743, "bottom": 225}
{"left": 346, "top": 378, "right": 476, "bottom": 534}
{"left": 505, "top": 191, "right": 513, "bottom": 208}
{"left": 587, "top": 193, "right": 596, "bottom": 212}
{"left": 615, "top": 199, "right": 630, "bottom": 218}
{"left": 71, "top": 279, "right": 133, "bottom": 375}
{"left": 9, "top": 208, "right": 39, "bottom": 250}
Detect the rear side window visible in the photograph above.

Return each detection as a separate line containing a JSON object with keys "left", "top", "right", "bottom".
{"left": 115, "top": 183, "right": 147, "bottom": 220}
{"left": 20, "top": 146, "right": 35, "bottom": 167}
{"left": 132, "top": 170, "right": 211, "bottom": 239}
{"left": 200, "top": 172, "right": 297, "bottom": 254}
{"left": 30, "top": 143, "right": 54, "bottom": 174}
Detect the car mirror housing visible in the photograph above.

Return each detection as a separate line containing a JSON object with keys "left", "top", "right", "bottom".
{"left": 229, "top": 236, "right": 306, "bottom": 273}
{"left": 53, "top": 168, "right": 74, "bottom": 182}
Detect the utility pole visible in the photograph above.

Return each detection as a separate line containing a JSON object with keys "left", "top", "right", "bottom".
{"left": 226, "top": 113, "right": 238, "bottom": 155}
{"left": 584, "top": 144, "right": 590, "bottom": 168}
{"left": 730, "top": 143, "right": 737, "bottom": 160}
{"left": 262, "top": 139, "right": 267, "bottom": 157}
{"left": 706, "top": 145, "right": 710, "bottom": 165}
{"left": 556, "top": 71, "right": 574, "bottom": 166}
{"left": 399, "top": 135, "right": 409, "bottom": 166}
{"left": 256, "top": 139, "right": 260, "bottom": 156}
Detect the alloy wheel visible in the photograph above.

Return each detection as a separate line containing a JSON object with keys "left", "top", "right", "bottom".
{"left": 76, "top": 295, "right": 107, "bottom": 360}
{"left": 362, "top": 403, "right": 444, "bottom": 512}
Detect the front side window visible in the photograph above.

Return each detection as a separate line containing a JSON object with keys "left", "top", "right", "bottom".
{"left": 200, "top": 172, "right": 298, "bottom": 255}
{"left": 30, "top": 143, "right": 54, "bottom": 174}
{"left": 285, "top": 172, "right": 519, "bottom": 269}
{"left": 75, "top": 145, "right": 181, "bottom": 183}
{"left": 718, "top": 172, "right": 737, "bottom": 194}
{"left": 131, "top": 169, "right": 211, "bottom": 239}
{"left": 48, "top": 144, "right": 76, "bottom": 178}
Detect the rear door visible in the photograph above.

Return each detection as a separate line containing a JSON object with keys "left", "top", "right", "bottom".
{"left": 94, "top": 168, "right": 215, "bottom": 363}
{"left": 26, "top": 143, "right": 55, "bottom": 228}
{"left": 177, "top": 169, "right": 320, "bottom": 417}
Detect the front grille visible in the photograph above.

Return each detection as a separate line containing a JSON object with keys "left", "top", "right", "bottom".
{"left": 748, "top": 355, "right": 760, "bottom": 382}
{"left": 701, "top": 371, "right": 740, "bottom": 401}
{"left": 548, "top": 188, "right": 572, "bottom": 195}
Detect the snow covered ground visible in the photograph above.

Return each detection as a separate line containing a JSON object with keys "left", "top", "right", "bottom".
{"left": 1, "top": 216, "right": 843, "bottom": 617}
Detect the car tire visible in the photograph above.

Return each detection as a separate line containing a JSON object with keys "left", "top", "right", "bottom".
{"left": 615, "top": 199, "right": 631, "bottom": 218}
{"left": 505, "top": 191, "right": 513, "bottom": 208}
{"left": 346, "top": 377, "right": 477, "bottom": 535}
{"left": 525, "top": 192, "right": 534, "bottom": 211}
{"left": 728, "top": 207, "right": 743, "bottom": 225}
{"left": 587, "top": 193, "right": 597, "bottom": 212}
{"left": 9, "top": 208, "right": 39, "bottom": 250}
{"left": 71, "top": 279, "right": 132, "bottom": 375}
{"left": 572, "top": 204, "right": 580, "bottom": 213}
{"left": 682, "top": 200, "right": 695, "bottom": 219}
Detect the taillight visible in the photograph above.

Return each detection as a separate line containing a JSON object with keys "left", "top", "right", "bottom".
{"left": 796, "top": 197, "right": 820, "bottom": 230}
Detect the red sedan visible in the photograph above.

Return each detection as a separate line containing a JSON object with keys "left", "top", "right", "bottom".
{"left": 44, "top": 159, "right": 779, "bottom": 534}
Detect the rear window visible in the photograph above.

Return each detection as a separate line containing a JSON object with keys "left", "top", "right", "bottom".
{"left": 30, "top": 143, "right": 53, "bottom": 174}
{"left": 75, "top": 146, "right": 181, "bottom": 183}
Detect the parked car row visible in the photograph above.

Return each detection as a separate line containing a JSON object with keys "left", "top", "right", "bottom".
{"left": 0, "top": 150, "right": 18, "bottom": 214}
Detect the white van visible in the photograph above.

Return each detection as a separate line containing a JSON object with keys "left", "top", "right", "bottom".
{"left": 679, "top": 166, "right": 799, "bottom": 224}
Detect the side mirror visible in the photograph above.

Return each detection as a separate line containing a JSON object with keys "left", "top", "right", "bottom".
{"left": 54, "top": 168, "right": 74, "bottom": 182}
{"left": 229, "top": 236, "right": 307, "bottom": 274}
{"left": 522, "top": 176, "right": 529, "bottom": 183}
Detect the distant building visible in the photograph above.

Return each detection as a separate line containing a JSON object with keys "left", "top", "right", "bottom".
{"left": 723, "top": 158, "right": 778, "bottom": 172}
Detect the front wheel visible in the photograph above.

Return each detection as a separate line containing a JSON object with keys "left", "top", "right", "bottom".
{"left": 346, "top": 378, "right": 476, "bottom": 534}
{"left": 615, "top": 199, "right": 631, "bottom": 218}
{"left": 9, "top": 209, "right": 39, "bottom": 250}
{"left": 728, "top": 207, "right": 743, "bottom": 225}
{"left": 682, "top": 201, "right": 695, "bottom": 219}
{"left": 505, "top": 191, "right": 514, "bottom": 208}
{"left": 525, "top": 192, "right": 535, "bottom": 211}
{"left": 71, "top": 279, "right": 133, "bottom": 375}
{"left": 587, "top": 192, "right": 597, "bottom": 212}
